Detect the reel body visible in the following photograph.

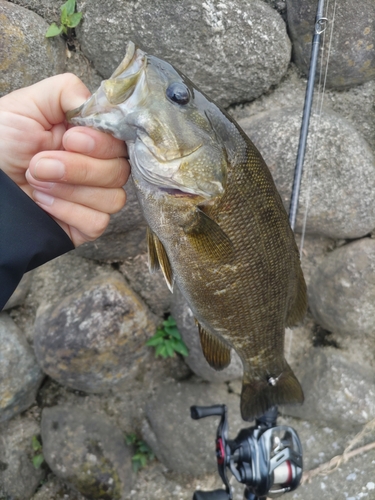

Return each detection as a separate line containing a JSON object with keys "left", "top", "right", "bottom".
{"left": 191, "top": 405, "right": 303, "bottom": 500}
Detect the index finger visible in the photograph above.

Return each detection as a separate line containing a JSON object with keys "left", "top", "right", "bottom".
{"left": 63, "top": 126, "right": 128, "bottom": 160}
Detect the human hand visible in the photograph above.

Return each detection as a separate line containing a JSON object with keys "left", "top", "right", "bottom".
{"left": 0, "top": 74, "right": 130, "bottom": 246}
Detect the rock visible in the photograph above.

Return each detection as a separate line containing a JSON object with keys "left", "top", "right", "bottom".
{"left": 0, "top": 313, "right": 44, "bottom": 423}
{"left": 119, "top": 253, "right": 172, "bottom": 317}
{"left": 286, "top": 0, "right": 375, "bottom": 89}
{"left": 0, "top": 1, "right": 66, "bottom": 96}
{"left": 283, "top": 347, "right": 375, "bottom": 430}
{"left": 142, "top": 379, "right": 243, "bottom": 476}
{"left": 308, "top": 238, "right": 375, "bottom": 367}
{"left": 0, "top": 416, "right": 45, "bottom": 499}
{"left": 239, "top": 107, "right": 375, "bottom": 239}
{"left": 41, "top": 405, "right": 133, "bottom": 499}
{"left": 34, "top": 273, "right": 157, "bottom": 393}
{"left": 75, "top": 178, "right": 147, "bottom": 261}
{"left": 2, "top": 271, "right": 33, "bottom": 310}
{"left": 295, "top": 233, "right": 335, "bottom": 288}
{"left": 9, "top": 0, "right": 65, "bottom": 26}
{"left": 170, "top": 287, "right": 243, "bottom": 383}
{"left": 76, "top": 0, "right": 291, "bottom": 107}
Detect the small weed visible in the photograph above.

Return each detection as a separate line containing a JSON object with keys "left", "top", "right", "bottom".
{"left": 31, "top": 435, "right": 45, "bottom": 469}
{"left": 45, "top": 0, "right": 82, "bottom": 38}
{"left": 146, "top": 316, "right": 188, "bottom": 359}
{"left": 125, "top": 433, "right": 155, "bottom": 473}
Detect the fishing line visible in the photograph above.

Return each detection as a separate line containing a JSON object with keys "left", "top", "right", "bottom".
{"left": 299, "top": 0, "right": 337, "bottom": 259}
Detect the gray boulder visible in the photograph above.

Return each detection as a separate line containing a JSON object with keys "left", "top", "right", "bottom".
{"left": 0, "top": 313, "right": 44, "bottom": 423}
{"left": 239, "top": 107, "right": 375, "bottom": 239}
{"left": 76, "top": 0, "right": 291, "bottom": 107}
{"left": 284, "top": 347, "right": 375, "bottom": 430}
{"left": 0, "top": 0, "right": 66, "bottom": 96}
{"left": 41, "top": 405, "right": 133, "bottom": 499}
{"left": 34, "top": 273, "right": 157, "bottom": 392}
{"left": 0, "top": 416, "right": 45, "bottom": 499}
{"left": 142, "top": 379, "right": 243, "bottom": 476}
{"left": 287, "top": 0, "right": 375, "bottom": 89}
{"left": 308, "top": 238, "right": 375, "bottom": 367}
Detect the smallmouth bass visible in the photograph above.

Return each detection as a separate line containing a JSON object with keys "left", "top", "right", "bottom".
{"left": 67, "top": 42, "right": 307, "bottom": 421}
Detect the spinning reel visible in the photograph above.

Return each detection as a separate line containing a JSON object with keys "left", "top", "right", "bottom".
{"left": 190, "top": 405, "right": 303, "bottom": 500}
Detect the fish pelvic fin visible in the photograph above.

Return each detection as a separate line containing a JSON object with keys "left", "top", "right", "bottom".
{"left": 240, "top": 362, "right": 304, "bottom": 421}
{"left": 286, "top": 263, "right": 307, "bottom": 327}
{"left": 197, "top": 322, "right": 231, "bottom": 370}
{"left": 147, "top": 227, "right": 174, "bottom": 292}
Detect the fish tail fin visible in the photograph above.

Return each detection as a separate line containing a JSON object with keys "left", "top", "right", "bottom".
{"left": 240, "top": 362, "right": 304, "bottom": 421}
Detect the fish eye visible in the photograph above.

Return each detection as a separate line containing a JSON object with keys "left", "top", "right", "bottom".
{"left": 166, "top": 82, "right": 190, "bottom": 105}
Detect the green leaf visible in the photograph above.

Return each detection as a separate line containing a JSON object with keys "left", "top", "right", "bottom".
{"left": 164, "top": 326, "right": 181, "bottom": 339}
{"left": 165, "top": 341, "right": 175, "bottom": 358}
{"left": 172, "top": 341, "right": 189, "bottom": 357}
{"left": 146, "top": 336, "right": 164, "bottom": 347}
{"left": 155, "top": 343, "right": 168, "bottom": 358}
{"left": 163, "top": 316, "right": 176, "bottom": 328}
{"left": 125, "top": 433, "right": 137, "bottom": 445}
{"left": 63, "top": 0, "right": 76, "bottom": 16}
{"left": 45, "top": 23, "right": 63, "bottom": 37}
{"left": 32, "top": 454, "right": 44, "bottom": 469}
{"left": 66, "top": 11, "right": 82, "bottom": 28}
{"left": 60, "top": 6, "right": 68, "bottom": 25}
{"left": 32, "top": 436, "right": 42, "bottom": 451}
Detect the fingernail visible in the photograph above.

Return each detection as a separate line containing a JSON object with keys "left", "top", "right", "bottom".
{"left": 33, "top": 190, "right": 55, "bottom": 206}
{"left": 64, "top": 130, "right": 95, "bottom": 153}
{"left": 25, "top": 169, "right": 55, "bottom": 189}
{"left": 33, "top": 159, "right": 65, "bottom": 180}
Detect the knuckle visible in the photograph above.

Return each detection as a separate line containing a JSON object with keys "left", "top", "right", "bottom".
{"left": 90, "top": 212, "right": 110, "bottom": 239}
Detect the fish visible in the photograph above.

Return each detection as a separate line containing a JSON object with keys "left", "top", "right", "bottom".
{"left": 67, "top": 41, "right": 307, "bottom": 421}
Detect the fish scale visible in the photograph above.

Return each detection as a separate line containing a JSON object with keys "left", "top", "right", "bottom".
{"left": 67, "top": 41, "right": 307, "bottom": 421}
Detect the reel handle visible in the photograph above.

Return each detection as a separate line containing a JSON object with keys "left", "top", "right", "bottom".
{"left": 190, "top": 405, "right": 226, "bottom": 420}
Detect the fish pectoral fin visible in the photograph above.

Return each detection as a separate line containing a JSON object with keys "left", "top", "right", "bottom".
{"left": 182, "top": 208, "right": 234, "bottom": 263}
{"left": 147, "top": 227, "right": 174, "bottom": 291}
{"left": 240, "top": 362, "right": 304, "bottom": 421}
{"left": 197, "top": 322, "right": 231, "bottom": 370}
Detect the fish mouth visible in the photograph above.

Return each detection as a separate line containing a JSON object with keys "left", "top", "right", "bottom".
{"left": 66, "top": 41, "right": 146, "bottom": 124}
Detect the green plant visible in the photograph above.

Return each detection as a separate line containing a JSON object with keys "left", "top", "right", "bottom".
{"left": 45, "top": 0, "right": 83, "bottom": 38}
{"left": 146, "top": 316, "right": 188, "bottom": 359}
{"left": 125, "top": 433, "right": 155, "bottom": 473}
{"left": 31, "top": 435, "right": 45, "bottom": 469}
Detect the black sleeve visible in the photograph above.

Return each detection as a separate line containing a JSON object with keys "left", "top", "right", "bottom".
{"left": 0, "top": 169, "right": 74, "bottom": 310}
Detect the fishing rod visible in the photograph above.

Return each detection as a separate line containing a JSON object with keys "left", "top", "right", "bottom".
{"left": 288, "top": 0, "right": 328, "bottom": 231}
{"left": 190, "top": 2, "right": 330, "bottom": 499}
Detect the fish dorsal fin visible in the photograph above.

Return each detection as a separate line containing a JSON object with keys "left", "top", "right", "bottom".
{"left": 147, "top": 227, "right": 174, "bottom": 291}
{"left": 183, "top": 208, "right": 234, "bottom": 263}
{"left": 286, "top": 262, "right": 307, "bottom": 327}
{"left": 197, "top": 321, "right": 231, "bottom": 371}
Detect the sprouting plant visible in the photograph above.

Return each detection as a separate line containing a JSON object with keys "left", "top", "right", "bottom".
{"left": 125, "top": 433, "right": 155, "bottom": 473}
{"left": 31, "top": 435, "right": 45, "bottom": 469}
{"left": 146, "top": 316, "right": 188, "bottom": 359}
{"left": 45, "top": 0, "right": 83, "bottom": 38}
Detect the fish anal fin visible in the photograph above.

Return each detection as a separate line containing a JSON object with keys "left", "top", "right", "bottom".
{"left": 240, "top": 362, "right": 304, "bottom": 421}
{"left": 197, "top": 322, "right": 231, "bottom": 371}
{"left": 147, "top": 227, "right": 174, "bottom": 292}
{"left": 182, "top": 208, "right": 234, "bottom": 263}
{"left": 286, "top": 264, "right": 307, "bottom": 327}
